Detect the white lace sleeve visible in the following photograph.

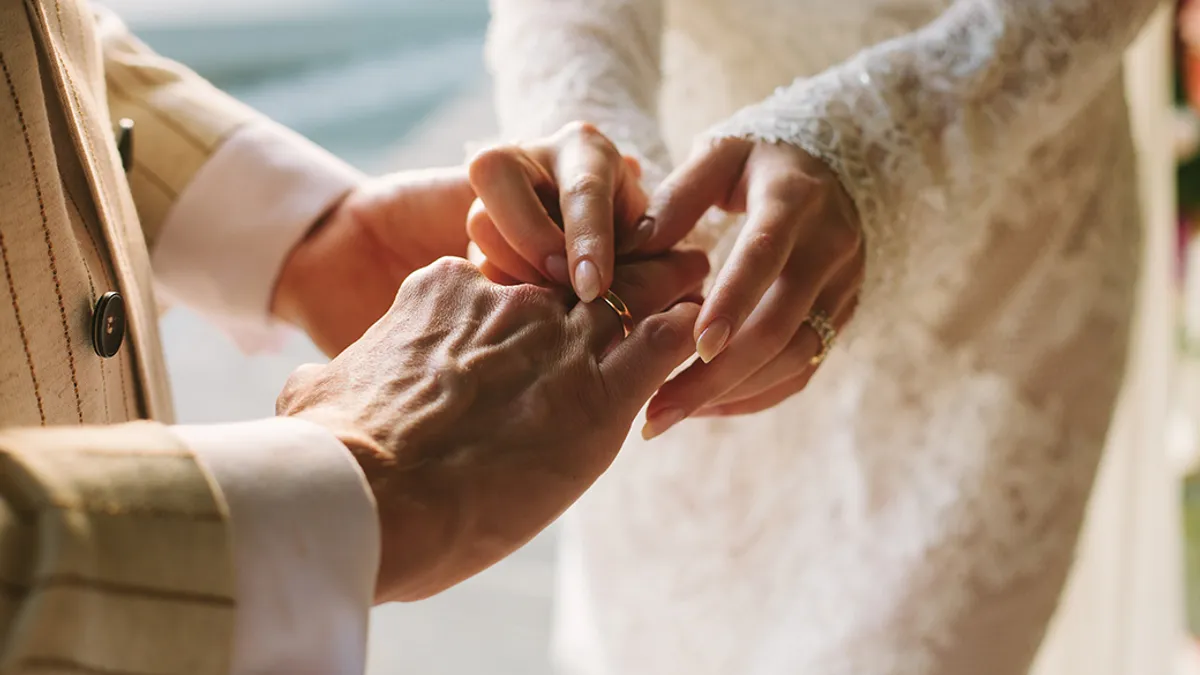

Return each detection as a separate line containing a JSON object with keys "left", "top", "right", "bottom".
{"left": 485, "top": 0, "right": 671, "bottom": 186}
{"left": 707, "top": 0, "right": 1163, "bottom": 285}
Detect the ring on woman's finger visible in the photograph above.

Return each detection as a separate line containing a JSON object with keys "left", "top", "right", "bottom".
{"left": 801, "top": 310, "right": 836, "bottom": 366}
{"left": 599, "top": 289, "right": 635, "bottom": 338}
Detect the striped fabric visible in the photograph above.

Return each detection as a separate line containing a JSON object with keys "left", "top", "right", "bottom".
{"left": 0, "top": 0, "right": 259, "bottom": 670}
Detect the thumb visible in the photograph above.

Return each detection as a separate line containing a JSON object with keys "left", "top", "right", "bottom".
{"left": 638, "top": 139, "right": 752, "bottom": 253}
{"left": 598, "top": 302, "right": 701, "bottom": 413}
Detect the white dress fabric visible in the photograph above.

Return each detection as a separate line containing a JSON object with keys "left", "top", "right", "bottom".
{"left": 485, "top": 1, "right": 1163, "bottom": 673}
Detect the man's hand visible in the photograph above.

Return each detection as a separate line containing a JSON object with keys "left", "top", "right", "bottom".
{"left": 271, "top": 167, "right": 476, "bottom": 356}
{"left": 275, "top": 254, "right": 708, "bottom": 603}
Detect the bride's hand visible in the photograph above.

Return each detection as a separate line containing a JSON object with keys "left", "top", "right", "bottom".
{"left": 637, "top": 138, "right": 865, "bottom": 438}
{"left": 466, "top": 122, "right": 652, "bottom": 301}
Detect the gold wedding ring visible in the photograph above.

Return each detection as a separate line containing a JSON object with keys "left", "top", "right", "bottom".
{"left": 600, "top": 289, "right": 635, "bottom": 338}
{"left": 803, "top": 311, "right": 837, "bottom": 366}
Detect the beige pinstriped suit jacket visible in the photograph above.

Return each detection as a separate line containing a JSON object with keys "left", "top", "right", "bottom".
{"left": 0, "top": 0, "right": 278, "bottom": 671}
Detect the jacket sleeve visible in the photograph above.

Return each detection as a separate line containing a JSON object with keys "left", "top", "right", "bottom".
{"left": 0, "top": 421, "right": 237, "bottom": 674}
{"left": 0, "top": 416, "right": 380, "bottom": 675}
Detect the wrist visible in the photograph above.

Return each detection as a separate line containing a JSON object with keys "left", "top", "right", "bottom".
{"left": 270, "top": 193, "right": 348, "bottom": 328}
{"left": 275, "top": 395, "right": 458, "bottom": 604}
{"left": 270, "top": 188, "right": 391, "bottom": 340}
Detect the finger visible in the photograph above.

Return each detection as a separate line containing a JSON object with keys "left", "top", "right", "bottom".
{"left": 641, "top": 255, "right": 825, "bottom": 435}
{"left": 556, "top": 126, "right": 621, "bottom": 302}
{"left": 693, "top": 161, "right": 847, "bottom": 363}
{"left": 689, "top": 371, "right": 809, "bottom": 418}
{"left": 466, "top": 199, "right": 548, "bottom": 284}
{"left": 700, "top": 258, "right": 862, "bottom": 405}
{"left": 639, "top": 139, "right": 751, "bottom": 253}
{"left": 613, "top": 158, "right": 653, "bottom": 255}
{"left": 466, "top": 240, "right": 486, "bottom": 266}
{"left": 468, "top": 242, "right": 525, "bottom": 286}
{"left": 569, "top": 250, "right": 710, "bottom": 353}
{"left": 623, "top": 154, "right": 643, "bottom": 180}
{"left": 597, "top": 302, "right": 702, "bottom": 418}
{"left": 468, "top": 145, "right": 568, "bottom": 283}
{"left": 701, "top": 297, "right": 854, "bottom": 408}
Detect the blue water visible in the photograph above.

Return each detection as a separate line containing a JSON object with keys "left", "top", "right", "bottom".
{"left": 123, "top": 1, "right": 490, "bottom": 169}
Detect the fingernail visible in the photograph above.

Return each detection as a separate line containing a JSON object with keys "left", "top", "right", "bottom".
{"left": 545, "top": 254, "right": 569, "bottom": 284}
{"left": 624, "top": 215, "right": 655, "bottom": 252}
{"left": 642, "top": 407, "right": 685, "bottom": 440}
{"left": 695, "top": 319, "right": 731, "bottom": 363}
{"left": 575, "top": 259, "right": 601, "bottom": 303}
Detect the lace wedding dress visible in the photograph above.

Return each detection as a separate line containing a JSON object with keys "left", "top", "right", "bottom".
{"left": 486, "top": 1, "right": 1163, "bottom": 673}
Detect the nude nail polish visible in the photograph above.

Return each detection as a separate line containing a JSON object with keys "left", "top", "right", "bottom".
{"left": 545, "top": 254, "right": 569, "bottom": 284}
{"left": 642, "top": 407, "right": 685, "bottom": 440}
{"left": 575, "top": 259, "right": 601, "bottom": 302}
{"left": 696, "top": 319, "right": 731, "bottom": 363}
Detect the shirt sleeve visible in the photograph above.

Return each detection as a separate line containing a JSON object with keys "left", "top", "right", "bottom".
{"left": 172, "top": 417, "right": 380, "bottom": 675}
{"left": 149, "top": 123, "right": 366, "bottom": 352}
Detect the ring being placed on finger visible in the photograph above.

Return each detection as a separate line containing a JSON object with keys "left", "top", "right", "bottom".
{"left": 600, "top": 289, "right": 635, "bottom": 339}
{"left": 802, "top": 311, "right": 837, "bottom": 366}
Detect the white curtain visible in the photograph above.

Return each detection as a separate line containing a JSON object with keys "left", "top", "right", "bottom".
{"left": 1029, "top": 6, "right": 1184, "bottom": 674}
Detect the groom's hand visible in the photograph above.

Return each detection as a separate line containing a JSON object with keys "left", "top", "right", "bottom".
{"left": 276, "top": 253, "right": 708, "bottom": 603}
{"left": 271, "top": 167, "right": 476, "bottom": 356}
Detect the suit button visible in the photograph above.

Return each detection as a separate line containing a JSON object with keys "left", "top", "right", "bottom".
{"left": 92, "top": 291, "right": 126, "bottom": 358}
{"left": 116, "top": 118, "right": 133, "bottom": 172}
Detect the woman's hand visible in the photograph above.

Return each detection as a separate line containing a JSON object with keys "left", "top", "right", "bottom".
{"left": 638, "top": 138, "right": 865, "bottom": 438}
{"left": 466, "top": 122, "right": 653, "bottom": 301}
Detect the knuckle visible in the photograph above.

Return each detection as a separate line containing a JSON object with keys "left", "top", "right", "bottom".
{"left": 642, "top": 314, "right": 688, "bottom": 352}
{"left": 742, "top": 230, "right": 786, "bottom": 265}
{"left": 405, "top": 257, "right": 476, "bottom": 295}
{"left": 598, "top": 142, "right": 621, "bottom": 165}
{"left": 465, "top": 206, "right": 492, "bottom": 238}
{"left": 429, "top": 255, "right": 474, "bottom": 276}
{"left": 593, "top": 137, "right": 621, "bottom": 163}
{"left": 563, "top": 120, "right": 601, "bottom": 139}
{"left": 563, "top": 173, "right": 610, "bottom": 202}
{"left": 277, "top": 363, "right": 325, "bottom": 414}
{"left": 498, "top": 283, "right": 560, "bottom": 318}
{"left": 400, "top": 264, "right": 435, "bottom": 291}
{"left": 467, "top": 144, "right": 519, "bottom": 182}
{"left": 564, "top": 120, "right": 618, "bottom": 155}
{"left": 570, "top": 231, "right": 607, "bottom": 256}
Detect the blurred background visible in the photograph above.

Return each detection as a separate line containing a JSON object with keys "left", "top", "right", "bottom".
{"left": 102, "top": 1, "right": 553, "bottom": 673}
{"left": 93, "top": 1, "right": 1200, "bottom": 673}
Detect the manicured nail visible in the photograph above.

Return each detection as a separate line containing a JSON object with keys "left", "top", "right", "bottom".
{"left": 620, "top": 215, "right": 655, "bottom": 253}
{"left": 695, "top": 319, "right": 731, "bottom": 363}
{"left": 642, "top": 407, "right": 685, "bottom": 440}
{"left": 575, "top": 259, "right": 601, "bottom": 302}
{"left": 545, "top": 254, "right": 569, "bottom": 284}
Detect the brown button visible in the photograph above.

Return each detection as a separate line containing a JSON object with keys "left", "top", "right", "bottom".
{"left": 92, "top": 291, "right": 126, "bottom": 358}
{"left": 116, "top": 118, "right": 133, "bottom": 172}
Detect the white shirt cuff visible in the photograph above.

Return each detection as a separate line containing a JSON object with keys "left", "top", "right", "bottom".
{"left": 151, "top": 122, "right": 366, "bottom": 352}
{"left": 173, "top": 417, "right": 380, "bottom": 674}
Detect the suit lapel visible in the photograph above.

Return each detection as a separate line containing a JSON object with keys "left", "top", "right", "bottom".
{"left": 22, "top": 0, "right": 174, "bottom": 422}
